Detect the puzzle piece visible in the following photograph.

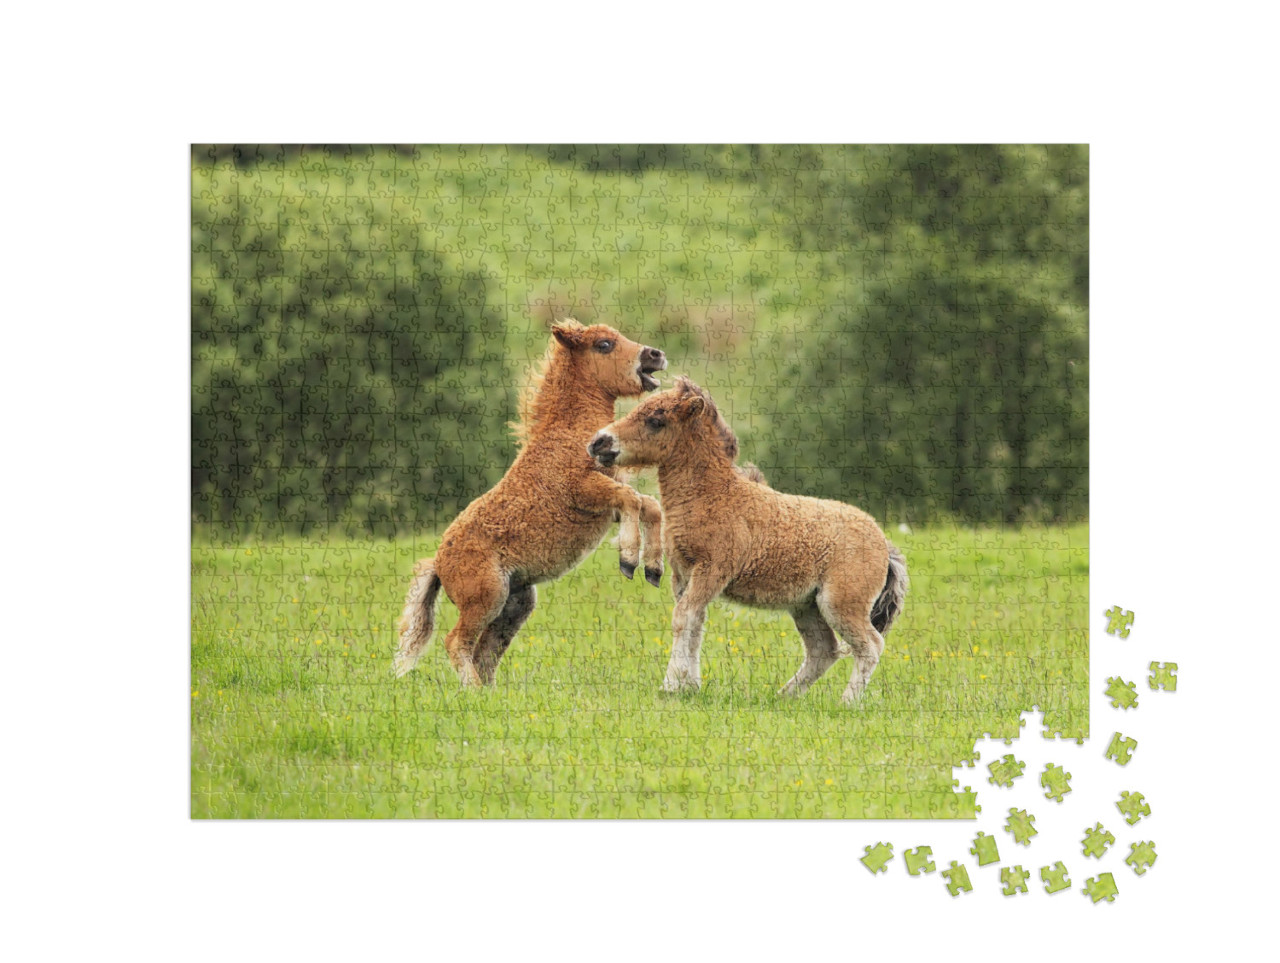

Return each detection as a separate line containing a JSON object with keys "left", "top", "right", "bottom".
{"left": 1104, "top": 606, "right": 1134, "bottom": 638}
{"left": 861, "top": 842, "right": 894, "bottom": 874}
{"left": 1149, "top": 661, "right": 1178, "bottom": 691}
{"left": 987, "top": 753, "right": 1026, "bottom": 788}
{"left": 1125, "top": 841, "right": 1157, "bottom": 876}
{"left": 903, "top": 846, "right": 936, "bottom": 876}
{"left": 1040, "top": 763, "right": 1072, "bottom": 802}
{"left": 943, "top": 861, "right": 973, "bottom": 897}
{"left": 1040, "top": 862, "right": 1071, "bottom": 894}
{"left": 1116, "top": 791, "right": 1151, "bottom": 826}
{"left": 1081, "top": 822, "right": 1115, "bottom": 858}
{"left": 1000, "top": 865, "right": 1030, "bottom": 896}
{"left": 1005, "top": 808, "right": 1038, "bottom": 846}
{"left": 970, "top": 831, "right": 1000, "bottom": 866}
{"left": 1104, "top": 676, "right": 1138, "bottom": 710}
{"left": 1083, "top": 872, "right": 1119, "bottom": 903}
{"left": 1105, "top": 732, "right": 1138, "bottom": 766}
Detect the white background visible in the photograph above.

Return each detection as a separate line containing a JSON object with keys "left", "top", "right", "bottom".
{"left": 5, "top": 2, "right": 1276, "bottom": 958}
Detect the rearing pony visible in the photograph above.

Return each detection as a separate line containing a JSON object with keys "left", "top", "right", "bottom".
{"left": 589, "top": 377, "right": 907, "bottom": 703}
{"left": 395, "top": 319, "right": 667, "bottom": 685}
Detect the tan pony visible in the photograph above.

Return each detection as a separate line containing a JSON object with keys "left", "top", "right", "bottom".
{"left": 395, "top": 320, "right": 667, "bottom": 685}
{"left": 589, "top": 377, "right": 907, "bottom": 703}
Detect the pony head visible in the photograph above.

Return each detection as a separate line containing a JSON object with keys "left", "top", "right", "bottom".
{"left": 550, "top": 319, "right": 666, "bottom": 397}
{"left": 588, "top": 376, "right": 738, "bottom": 469}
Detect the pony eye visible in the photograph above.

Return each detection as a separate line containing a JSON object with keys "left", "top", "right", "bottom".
{"left": 594, "top": 339, "right": 615, "bottom": 353}
{"left": 646, "top": 416, "right": 666, "bottom": 431}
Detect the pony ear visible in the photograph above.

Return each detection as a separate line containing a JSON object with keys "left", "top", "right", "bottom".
{"left": 679, "top": 394, "right": 705, "bottom": 420}
{"left": 552, "top": 324, "right": 587, "bottom": 350}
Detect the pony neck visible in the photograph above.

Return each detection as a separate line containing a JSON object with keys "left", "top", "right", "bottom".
{"left": 526, "top": 353, "right": 618, "bottom": 441}
{"left": 657, "top": 432, "right": 737, "bottom": 498}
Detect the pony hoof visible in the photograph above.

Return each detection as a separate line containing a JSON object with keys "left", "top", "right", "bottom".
{"left": 619, "top": 560, "right": 637, "bottom": 579}
{"left": 644, "top": 567, "right": 662, "bottom": 587}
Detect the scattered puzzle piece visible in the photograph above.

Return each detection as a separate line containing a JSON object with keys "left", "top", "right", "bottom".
{"left": 987, "top": 753, "right": 1026, "bottom": 788}
{"left": 1104, "top": 676, "right": 1138, "bottom": 709}
{"left": 942, "top": 861, "right": 973, "bottom": 897}
{"left": 1104, "top": 606, "right": 1134, "bottom": 638}
{"left": 904, "top": 846, "right": 936, "bottom": 876}
{"left": 1001, "top": 865, "right": 1030, "bottom": 896}
{"left": 1149, "top": 661, "right": 1178, "bottom": 691}
{"left": 1040, "top": 763, "right": 1072, "bottom": 802}
{"left": 970, "top": 831, "right": 1000, "bottom": 866}
{"left": 1125, "top": 841, "right": 1157, "bottom": 876}
{"left": 1081, "top": 822, "right": 1115, "bottom": 859}
{"left": 861, "top": 842, "right": 894, "bottom": 874}
{"left": 1083, "top": 872, "right": 1119, "bottom": 903}
{"left": 1041, "top": 862, "right": 1071, "bottom": 894}
{"left": 1116, "top": 791, "right": 1151, "bottom": 826}
{"left": 1105, "top": 731, "right": 1138, "bottom": 766}
{"left": 1005, "top": 807, "right": 1038, "bottom": 846}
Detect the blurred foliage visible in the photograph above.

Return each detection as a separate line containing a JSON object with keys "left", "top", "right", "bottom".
{"left": 192, "top": 145, "right": 1087, "bottom": 536}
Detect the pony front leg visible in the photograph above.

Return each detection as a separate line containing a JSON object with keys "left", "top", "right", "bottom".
{"left": 662, "top": 567, "right": 725, "bottom": 692}
{"left": 614, "top": 468, "right": 642, "bottom": 579}
{"left": 637, "top": 494, "right": 663, "bottom": 587}
{"left": 617, "top": 504, "right": 641, "bottom": 579}
{"left": 578, "top": 473, "right": 664, "bottom": 587}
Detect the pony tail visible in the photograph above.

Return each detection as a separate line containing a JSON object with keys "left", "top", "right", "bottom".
{"left": 394, "top": 558, "right": 442, "bottom": 676}
{"left": 870, "top": 542, "right": 908, "bottom": 635}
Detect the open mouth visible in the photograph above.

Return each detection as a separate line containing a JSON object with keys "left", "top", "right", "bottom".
{"left": 638, "top": 356, "right": 667, "bottom": 391}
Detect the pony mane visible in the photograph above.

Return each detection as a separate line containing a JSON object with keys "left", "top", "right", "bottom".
{"left": 510, "top": 319, "right": 584, "bottom": 450}
{"left": 674, "top": 376, "right": 739, "bottom": 463}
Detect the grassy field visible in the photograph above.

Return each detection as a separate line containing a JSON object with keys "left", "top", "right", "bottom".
{"left": 191, "top": 524, "right": 1087, "bottom": 818}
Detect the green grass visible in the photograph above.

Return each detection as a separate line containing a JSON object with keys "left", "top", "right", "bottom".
{"left": 191, "top": 525, "right": 1087, "bottom": 818}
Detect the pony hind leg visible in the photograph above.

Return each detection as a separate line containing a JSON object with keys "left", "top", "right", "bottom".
{"left": 779, "top": 600, "right": 841, "bottom": 697}
{"left": 473, "top": 583, "right": 536, "bottom": 685}
{"left": 816, "top": 583, "right": 886, "bottom": 704}
{"left": 439, "top": 563, "right": 508, "bottom": 687}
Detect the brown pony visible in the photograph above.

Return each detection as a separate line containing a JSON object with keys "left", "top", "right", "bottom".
{"left": 395, "top": 320, "right": 667, "bottom": 685}
{"left": 588, "top": 377, "right": 907, "bottom": 703}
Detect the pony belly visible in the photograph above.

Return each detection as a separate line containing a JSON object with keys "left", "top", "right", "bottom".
{"left": 512, "top": 516, "right": 613, "bottom": 584}
{"left": 723, "top": 575, "right": 817, "bottom": 611}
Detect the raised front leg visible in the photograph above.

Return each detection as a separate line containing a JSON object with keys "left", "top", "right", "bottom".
{"left": 577, "top": 471, "right": 664, "bottom": 587}
{"left": 662, "top": 564, "right": 729, "bottom": 692}
{"left": 614, "top": 468, "right": 642, "bottom": 579}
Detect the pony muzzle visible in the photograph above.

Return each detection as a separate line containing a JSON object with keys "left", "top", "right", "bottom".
{"left": 588, "top": 430, "right": 620, "bottom": 467}
{"left": 638, "top": 347, "right": 667, "bottom": 391}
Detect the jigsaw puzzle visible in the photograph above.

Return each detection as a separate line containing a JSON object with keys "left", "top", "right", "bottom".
{"left": 904, "top": 846, "right": 936, "bottom": 876}
{"left": 1125, "top": 841, "right": 1158, "bottom": 876}
{"left": 1104, "top": 606, "right": 1134, "bottom": 638}
{"left": 1041, "top": 862, "right": 1072, "bottom": 895}
{"left": 1081, "top": 822, "right": 1115, "bottom": 858}
{"left": 943, "top": 861, "right": 974, "bottom": 897}
{"left": 988, "top": 754, "right": 1027, "bottom": 789}
{"left": 970, "top": 831, "right": 1001, "bottom": 866}
{"left": 1001, "top": 866, "right": 1031, "bottom": 896}
{"left": 1116, "top": 791, "right": 1152, "bottom": 826}
{"left": 1005, "top": 808, "right": 1038, "bottom": 846}
{"left": 861, "top": 842, "right": 894, "bottom": 874}
{"left": 1040, "top": 763, "right": 1073, "bottom": 802}
{"left": 1149, "top": 662, "right": 1178, "bottom": 691}
{"left": 1104, "top": 676, "right": 1138, "bottom": 710}
{"left": 1083, "top": 872, "right": 1119, "bottom": 904}
{"left": 1105, "top": 732, "right": 1138, "bottom": 766}
{"left": 190, "top": 145, "right": 1089, "bottom": 819}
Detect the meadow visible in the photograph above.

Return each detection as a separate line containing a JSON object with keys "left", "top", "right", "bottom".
{"left": 191, "top": 524, "right": 1087, "bottom": 818}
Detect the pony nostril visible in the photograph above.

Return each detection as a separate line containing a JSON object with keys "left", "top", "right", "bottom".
{"left": 588, "top": 432, "right": 614, "bottom": 456}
